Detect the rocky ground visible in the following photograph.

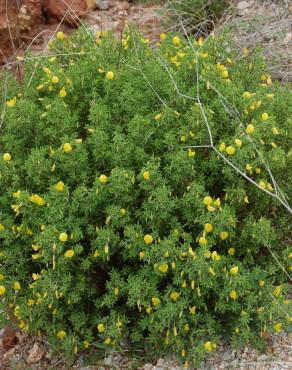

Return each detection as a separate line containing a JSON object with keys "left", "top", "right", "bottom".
{"left": 0, "top": 0, "right": 163, "bottom": 66}
{"left": 219, "top": 0, "right": 292, "bottom": 81}
{"left": 0, "top": 326, "right": 291, "bottom": 369}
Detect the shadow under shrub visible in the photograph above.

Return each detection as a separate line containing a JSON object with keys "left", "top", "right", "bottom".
{"left": 0, "top": 28, "right": 291, "bottom": 366}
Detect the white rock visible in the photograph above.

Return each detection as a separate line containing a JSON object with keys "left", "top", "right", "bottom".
{"left": 237, "top": 1, "right": 250, "bottom": 10}
{"left": 142, "top": 364, "right": 153, "bottom": 370}
{"left": 96, "top": 0, "right": 109, "bottom": 10}
{"left": 26, "top": 342, "right": 45, "bottom": 364}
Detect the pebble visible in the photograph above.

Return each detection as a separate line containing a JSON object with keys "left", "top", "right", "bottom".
{"left": 96, "top": 0, "right": 109, "bottom": 11}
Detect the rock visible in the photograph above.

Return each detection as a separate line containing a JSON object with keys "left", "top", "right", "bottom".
{"left": 96, "top": 0, "right": 109, "bottom": 10}
{"left": 237, "top": 1, "right": 250, "bottom": 10}
{"left": 26, "top": 342, "right": 45, "bottom": 364}
{"left": 223, "top": 350, "right": 233, "bottom": 361}
{"left": 156, "top": 358, "right": 165, "bottom": 367}
{"left": 104, "top": 353, "right": 114, "bottom": 367}
{"left": 0, "top": 326, "right": 18, "bottom": 351}
{"left": 19, "top": 0, "right": 43, "bottom": 36}
{"left": 142, "top": 364, "right": 153, "bottom": 370}
{"left": 116, "top": 1, "right": 130, "bottom": 11}
{"left": 257, "top": 354, "right": 269, "bottom": 362}
{"left": 44, "top": 0, "right": 96, "bottom": 26}
{"left": 0, "top": 0, "right": 19, "bottom": 63}
{"left": 283, "top": 32, "right": 292, "bottom": 45}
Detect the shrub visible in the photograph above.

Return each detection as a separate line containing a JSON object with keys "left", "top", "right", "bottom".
{"left": 163, "top": 0, "right": 229, "bottom": 34}
{"left": 0, "top": 28, "right": 291, "bottom": 366}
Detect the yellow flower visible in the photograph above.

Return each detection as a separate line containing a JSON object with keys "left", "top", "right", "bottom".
{"left": 12, "top": 190, "right": 21, "bottom": 198}
{"left": 143, "top": 171, "right": 150, "bottom": 180}
{"left": 259, "top": 280, "right": 265, "bottom": 287}
{"left": 31, "top": 244, "right": 40, "bottom": 252}
{"left": 104, "top": 336, "right": 111, "bottom": 344}
{"left": 172, "top": 36, "right": 180, "bottom": 45}
{"left": 64, "top": 249, "right": 74, "bottom": 258}
{"left": 230, "top": 290, "right": 238, "bottom": 300}
{"left": 199, "top": 236, "right": 207, "bottom": 246}
{"left": 6, "top": 96, "right": 17, "bottom": 107}
{"left": 272, "top": 127, "right": 279, "bottom": 135}
{"left": 56, "top": 31, "right": 65, "bottom": 40}
{"left": 57, "top": 330, "right": 66, "bottom": 339}
{"left": 36, "top": 84, "right": 44, "bottom": 91}
{"left": 204, "top": 250, "right": 211, "bottom": 259}
{"left": 230, "top": 266, "right": 239, "bottom": 275}
{"left": 97, "top": 323, "right": 105, "bottom": 333}
{"left": 274, "top": 323, "right": 282, "bottom": 333}
{"left": 246, "top": 124, "right": 254, "bottom": 134}
{"left": 27, "top": 299, "right": 34, "bottom": 306}
{"left": 116, "top": 320, "right": 122, "bottom": 328}
{"left": 160, "top": 33, "right": 166, "bottom": 41}
{"left": 211, "top": 251, "right": 220, "bottom": 261}
{"left": 59, "top": 232, "right": 68, "bottom": 242}
{"left": 170, "top": 292, "right": 180, "bottom": 301}
{"left": 3, "top": 153, "right": 12, "bottom": 161}
{"left": 152, "top": 297, "right": 160, "bottom": 306}
{"left": 32, "top": 273, "right": 41, "bottom": 281}
{"left": 180, "top": 135, "right": 187, "bottom": 142}
{"left": 63, "top": 143, "right": 72, "bottom": 153}
{"left": 120, "top": 208, "right": 126, "bottom": 216}
{"left": 204, "top": 223, "right": 213, "bottom": 233}
{"left": 51, "top": 76, "right": 59, "bottom": 84}
{"left": 144, "top": 234, "right": 153, "bottom": 245}
{"left": 207, "top": 205, "right": 216, "bottom": 212}
{"left": 158, "top": 263, "right": 168, "bottom": 273}
{"left": 32, "top": 253, "right": 40, "bottom": 260}
{"left": 55, "top": 181, "right": 65, "bottom": 191}
{"left": 189, "top": 306, "right": 196, "bottom": 315}
{"left": 106, "top": 71, "right": 114, "bottom": 80}
{"left": 59, "top": 87, "right": 67, "bottom": 98}
{"left": 204, "top": 341, "right": 213, "bottom": 352}
{"left": 13, "top": 282, "right": 21, "bottom": 290}
{"left": 188, "top": 149, "right": 195, "bottom": 157}
{"left": 99, "top": 174, "right": 108, "bottom": 184}
{"left": 273, "top": 286, "right": 282, "bottom": 297}
{"left": 261, "top": 112, "right": 269, "bottom": 121}
{"left": 266, "top": 93, "right": 274, "bottom": 99}
{"left": 228, "top": 248, "right": 235, "bottom": 256}
{"left": 235, "top": 139, "right": 242, "bottom": 147}
{"left": 208, "top": 267, "right": 215, "bottom": 275}
{"left": 221, "top": 70, "right": 229, "bottom": 78}
{"left": 226, "top": 146, "right": 235, "bottom": 156}
{"left": 0, "top": 273, "right": 4, "bottom": 280}
{"left": 255, "top": 167, "right": 261, "bottom": 174}
{"left": 220, "top": 231, "right": 229, "bottom": 240}
{"left": 259, "top": 180, "right": 266, "bottom": 189}
{"left": 139, "top": 251, "right": 145, "bottom": 260}
{"left": 30, "top": 194, "right": 45, "bottom": 206}
{"left": 154, "top": 113, "right": 162, "bottom": 121}
{"left": 0, "top": 286, "right": 6, "bottom": 295}
{"left": 146, "top": 306, "right": 152, "bottom": 314}
{"left": 219, "top": 142, "right": 226, "bottom": 152}
{"left": 242, "top": 91, "right": 253, "bottom": 99}
{"left": 203, "top": 196, "right": 213, "bottom": 206}
{"left": 83, "top": 340, "right": 90, "bottom": 349}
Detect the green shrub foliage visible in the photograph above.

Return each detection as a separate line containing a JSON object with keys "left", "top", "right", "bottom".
{"left": 0, "top": 28, "right": 291, "bottom": 365}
